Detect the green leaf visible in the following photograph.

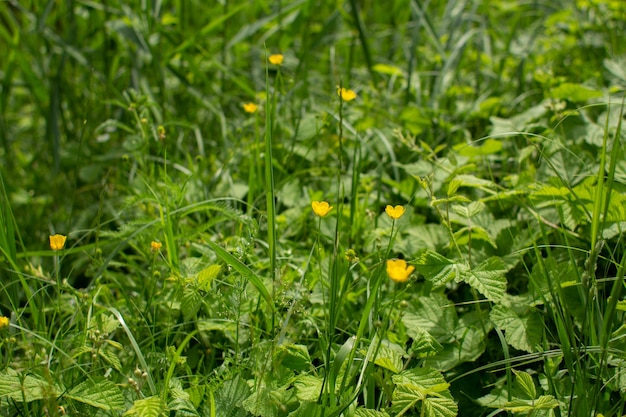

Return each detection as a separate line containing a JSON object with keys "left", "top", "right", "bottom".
{"left": 294, "top": 375, "right": 323, "bottom": 402}
{"left": 414, "top": 251, "right": 467, "bottom": 287}
{"left": 197, "top": 264, "right": 221, "bottom": 291}
{"left": 124, "top": 396, "right": 168, "bottom": 417}
{"left": 454, "top": 139, "right": 503, "bottom": 157}
{"left": 502, "top": 395, "right": 558, "bottom": 413}
{"left": 366, "top": 338, "right": 406, "bottom": 374}
{"left": 67, "top": 378, "right": 125, "bottom": 410}
{"left": 512, "top": 370, "right": 536, "bottom": 400}
{"left": 182, "top": 287, "right": 203, "bottom": 321}
{"left": 274, "top": 344, "right": 311, "bottom": 372}
{"left": 402, "top": 294, "right": 457, "bottom": 343}
{"left": 550, "top": 82, "right": 603, "bottom": 103}
{"left": 372, "top": 63, "right": 404, "bottom": 76}
{"left": 490, "top": 304, "right": 542, "bottom": 353}
{"left": 391, "top": 368, "right": 456, "bottom": 417}
{"left": 0, "top": 369, "right": 61, "bottom": 402}
{"left": 214, "top": 374, "right": 250, "bottom": 417}
{"left": 355, "top": 408, "right": 390, "bottom": 417}
{"left": 462, "top": 257, "right": 508, "bottom": 303}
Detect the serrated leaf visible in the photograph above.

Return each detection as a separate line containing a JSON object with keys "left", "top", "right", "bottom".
{"left": 503, "top": 395, "right": 558, "bottom": 413}
{"left": 454, "top": 139, "right": 503, "bottom": 157}
{"left": 66, "top": 378, "right": 125, "bottom": 410}
{"left": 214, "top": 374, "right": 250, "bottom": 417}
{"left": 512, "top": 370, "right": 536, "bottom": 400}
{"left": 355, "top": 408, "right": 390, "bottom": 417}
{"left": 366, "top": 338, "right": 405, "bottom": 374}
{"left": 462, "top": 257, "right": 507, "bottom": 303}
{"left": 275, "top": 344, "right": 311, "bottom": 372}
{"left": 168, "top": 397, "right": 199, "bottom": 416}
{"left": 402, "top": 294, "right": 457, "bottom": 343}
{"left": 99, "top": 347, "right": 123, "bottom": 371}
{"left": 490, "top": 304, "right": 542, "bottom": 353}
{"left": 422, "top": 396, "right": 458, "bottom": 417}
{"left": 0, "top": 370, "right": 61, "bottom": 402}
{"left": 197, "top": 264, "right": 221, "bottom": 291}
{"left": 294, "top": 375, "right": 323, "bottom": 402}
{"left": 414, "top": 251, "right": 467, "bottom": 287}
{"left": 124, "top": 396, "right": 168, "bottom": 417}
{"left": 182, "top": 287, "right": 203, "bottom": 321}
{"left": 392, "top": 368, "right": 455, "bottom": 417}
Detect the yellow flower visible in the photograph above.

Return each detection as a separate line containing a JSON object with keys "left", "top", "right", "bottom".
{"left": 49, "top": 234, "right": 67, "bottom": 251}
{"left": 150, "top": 241, "right": 163, "bottom": 252}
{"left": 337, "top": 87, "right": 357, "bottom": 102}
{"left": 0, "top": 316, "right": 9, "bottom": 330}
{"left": 312, "top": 201, "right": 333, "bottom": 217}
{"left": 385, "top": 205, "right": 406, "bottom": 220}
{"left": 386, "top": 259, "right": 415, "bottom": 283}
{"left": 268, "top": 54, "right": 284, "bottom": 65}
{"left": 243, "top": 102, "right": 258, "bottom": 113}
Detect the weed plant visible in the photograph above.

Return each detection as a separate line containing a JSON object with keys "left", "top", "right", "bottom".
{"left": 1, "top": 0, "right": 626, "bottom": 416}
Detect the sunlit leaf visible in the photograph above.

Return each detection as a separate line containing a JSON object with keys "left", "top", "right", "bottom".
{"left": 67, "top": 378, "right": 125, "bottom": 410}
{"left": 490, "top": 304, "right": 542, "bottom": 353}
{"left": 124, "top": 396, "right": 168, "bottom": 417}
{"left": 462, "top": 257, "right": 508, "bottom": 303}
{"left": 414, "top": 251, "right": 467, "bottom": 287}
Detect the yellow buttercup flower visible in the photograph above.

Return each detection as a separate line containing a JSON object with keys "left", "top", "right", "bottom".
{"left": 49, "top": 234, "right": 67, "bottom": 251}
{"left": 337, "top": 87, "right": 357, "bottom": 102}
{"left": 268, "top": 54, "right": 284, "bottom": 65}
{"left": 385, "top": 205, "right": 406, "bottom": 220}
{"left": 386, "top": 259, "right": 415, "bottom": 283}
{"left": 243, "top": 102, "right": 258, "bottom": 113}
{"left": 311, "top": 201, "right": 333, "bottom": 217}
{"left": 150, "top": 241, "right": 163, "bottom": 252}
{"left": 0, "top": 316, "right": 9, "bottom": 330}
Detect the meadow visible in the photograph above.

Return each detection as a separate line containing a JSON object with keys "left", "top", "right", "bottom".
{"left": 1, "top": 1, "right": 626, "bottom": 416}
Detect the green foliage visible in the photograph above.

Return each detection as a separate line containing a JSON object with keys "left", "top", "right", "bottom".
{"left": 1, "top": 0, "right": 626, "bottom": 416}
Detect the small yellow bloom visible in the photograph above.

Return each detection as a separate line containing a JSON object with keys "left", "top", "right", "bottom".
{"left": 385, "top": 205, "right": 406, "bottom": 220}
{"left": 312, "top": 201, "right": 333, "bottom": 217}
{"left": 0, "top": 316, "right": 9, "bottom": 330}
{"left": 386, "top": 259, "right": 415, "bottom": 283}
{"left": 49, "top": 234, "right": 67, "bottom": 251}
{"left": 243, "top": 102, "right": 258, "bottom": 113}
{"left": 268, "top": 54, "right": 284, "bottom": 65}
{"left": 337, "top": 87, "right": 357, "bottom": 102}
{"left": 150, "top": 241, "right": 163, "bottom": 252}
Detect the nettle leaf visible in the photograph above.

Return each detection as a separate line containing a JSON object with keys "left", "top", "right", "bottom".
{"left": 355, "top": 407, "right": 390, "bottom": 417}
{"left": 408, "top": 326, "right": 443, "bottom": 357}
{"left": 461, "top": 257, "right": 508, "bottom": 303}
{"left": 366, "top": 337, "right": 406, "bottom": 374}
{"left": 503, "top": 395, "right": 559, "bottom": 413}
{"left": 392, "top": 368, "right": 457, "bottom": 417}
{"left": 424, "top": 312, "right": 489, "bottom": 372}
{"left": 513, "top": 370, "right": 536, "bottom": 399}
{"left": 196, "top": 264, "right": 221, "bottom": 291}
{"left": 402, "top": 294, "right": 457, "bottom": 343}
{"left": 67, "top": 378, "right": 125, "bottom": 410}
{"left": 182, "top": 287, "right": 203, "bottom": 321}
{"left": 414, "top": 251, "right": 467, "bottom": 287}
{"left": 490, "top": 304, "right": 542, "bottom": 353}
{"left": 0, "top": 369, "right": 61, "bottom": 402}
{"left": 294, "top": 375, "right": 323, "bottom": 402}
{"left": 214, "top": 374, "right": 250, "bottom": 417}
{"left": 274, "top": 344, "right": 311, "bottom": 372}
{"left": 124, "top": 396, "right": 168, "bottom": 417}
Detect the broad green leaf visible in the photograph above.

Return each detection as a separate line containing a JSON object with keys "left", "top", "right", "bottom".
{"left": 214, "top": 374, "right": 250, "bottom": 417}
{"left": 490, "top": 304, "right": 542, "bottom": 353}
{"left": 124, "top": 396, "right": 168, "bottom": 417}
{"left": 422, "top": 396, "right": 458, "bottom": 417}
{"left": 294, "top": 375, "right": 323, "bottom": 402}
{"left": 402, "top": 294, "right": 457, "bottom": 343}
{"left": 454, "top": 139, "right": 503, "bottom": 157}
{"left": 408, "top": 326, "right": 443, "bottom": 357}
{"left": 98, "top": 347, "right": 123, "bottom": 371}
{"left": 355, "top": 408, "right": 390, "bottom": 417}
{"left": 0, "top": 369, "right": 60, "bottom": 402}
{"left": 366, "top": 338, "right": 406, "bottom": 374}
{"left": 275, "top": 344, "right": 311, "bottom": 372}
{"left": 372, "top": 63, "right": 404, "bottom": 76}
{"left": 512, "top": 370, "right": 536, "bottom": 400}
{"left": 182, "top": 287, "right": 203, "bottom": 321}
{"left": 168, "top": 397, "right": 199, "bottom": 416}
{"left": 392, "top": 368, "right": 456, "bottom": 417}
{"left": 414, "top": 251, "right": 467, "bottom": 287}
{"left": 66, "top": 378, "right": 125, "bottom": 410}
{"left": 197, "top": 264, "right": 221, "bottom": 291}
{"left": 503, "top": 395, "right": 558, "bottom": 413}
{"left": 462, "top": 257, "right": 508, "bottom": 303}
{"left": 550, "top": 82, "right": 603, "bottom": 103}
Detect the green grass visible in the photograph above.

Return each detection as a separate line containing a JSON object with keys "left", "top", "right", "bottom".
{"left": 1, "top": 0, "right": 626, "bottom": 416}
